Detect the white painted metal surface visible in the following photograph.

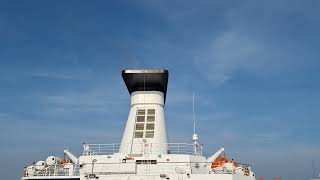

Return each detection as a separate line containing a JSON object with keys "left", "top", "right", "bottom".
{"left": 64, "top": 149, "right": 79, "bottom": 164}
{"left": 21, "top": 69, "right": 256, "bottom": 180}
{"left": 207, "top": 147, "right": 225, "bottom": 163}
{"left": 119, "top": 91, "right": 168, "bottom": 155}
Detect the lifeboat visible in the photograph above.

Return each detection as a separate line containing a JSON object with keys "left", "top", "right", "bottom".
{"left": 60, "top": 159, "right": 72, "bottom": 168}
{"left": 211, "top": 156, "right": 238, "bottom": 169}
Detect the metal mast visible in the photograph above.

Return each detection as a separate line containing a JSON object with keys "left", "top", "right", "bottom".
{"left": 192, "top": 92, "right": 201, "bottom": 155}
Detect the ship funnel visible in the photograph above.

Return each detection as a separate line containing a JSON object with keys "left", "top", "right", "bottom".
{"left": 119, "top": 69, "right": 169, "bottom": 155}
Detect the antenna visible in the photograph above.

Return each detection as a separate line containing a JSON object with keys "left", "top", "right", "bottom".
{"left": 143, "top": 73, "right": 146, "bottom": 107}
{"left": 193, "top": 92, "right": 196, "bottom": 134}
{"left": 192, "top": 92, "right": 201, "bottom": 155}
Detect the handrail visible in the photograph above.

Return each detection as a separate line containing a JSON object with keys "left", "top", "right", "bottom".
{"left": 24, "top": 165, "right": 80, "bottom": 177}
{"left": 83, "top": 143, "right": 203, "bottom": 156}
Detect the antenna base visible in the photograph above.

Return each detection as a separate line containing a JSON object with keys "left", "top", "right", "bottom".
{"left": 192, "top": 133, "right": 198, "bottom": 141}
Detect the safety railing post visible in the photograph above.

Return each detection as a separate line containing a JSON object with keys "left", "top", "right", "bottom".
{"left": 53, "top": 162, "right": 57, "bottom": 176}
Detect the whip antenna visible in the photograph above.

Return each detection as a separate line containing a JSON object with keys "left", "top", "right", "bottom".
{"left": 192, "top": 92, "right": 201, "bottom": 155}
{"left": 193, "top": 92, "right": 196, "bottom": 134}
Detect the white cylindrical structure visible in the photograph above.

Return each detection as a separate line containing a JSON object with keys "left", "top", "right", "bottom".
{"left": 46, "top": 156, "right": 60, "bottom": 166}
{"left": 35, "top": 161, "right": 46, "bottom": 171}
{"left": 119, "top": 91, "right": 168, "bottom": 154}
{"left": 130, "top": 91, "right": 164, "bottom": 106}
{"left": 119, "top": 69, "right": 169, "bottom": 155}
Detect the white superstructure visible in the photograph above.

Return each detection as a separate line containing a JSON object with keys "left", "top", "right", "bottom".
{"left": 21, "top": 69, "right": 256, "bottom": 180}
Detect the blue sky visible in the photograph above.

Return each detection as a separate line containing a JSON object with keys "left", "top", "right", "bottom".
{"left": 0, "top": 1, "right": 320, "bottom": 179}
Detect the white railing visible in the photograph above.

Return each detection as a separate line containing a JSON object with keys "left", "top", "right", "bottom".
{"left": 83, "top": 143, "right": 121, "bottom": 155}
{"left": 83, "top": 143, "right": 202, "bottom": 156}
{"left": 24, "top": 166, "right": 80, "bottom": 177}
{"left": 166, "top": 143, "right": 202, "bottom": 155}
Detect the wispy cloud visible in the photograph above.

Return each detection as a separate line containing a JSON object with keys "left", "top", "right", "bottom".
{"left": 31, "top": 71, "right": 83, "bottom": 80}
{"left": 1, "top": 1, "right": 320, "bottom": 180}
{"left": 193, "top": 30, "right": 267, "bottom": 86}
{"left": 41, "top": 89, "right": 127, "bottom": 115}
{"left": 29, "top": 66, "right": 94, "bottom": 80}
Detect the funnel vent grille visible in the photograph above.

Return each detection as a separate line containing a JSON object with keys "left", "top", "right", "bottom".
{"left": 134, "top": 108, "right": 156, "bottom": 139}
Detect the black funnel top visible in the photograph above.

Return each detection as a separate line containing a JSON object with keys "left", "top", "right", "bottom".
{"left": 122, "top": 69, "right": 169, "bottom": 101}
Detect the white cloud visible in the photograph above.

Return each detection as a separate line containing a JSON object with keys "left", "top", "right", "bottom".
{"left": 193, "top": 30, "right": 269, "bottom": 87}
{"left": 31, "top": 72, "right": 82, "bottom": 80}
{"left": 31, "top": 85, "right": 129, "bottom": 129}
{"left": 30, "top": 68, "right": 92, "bottom": 80}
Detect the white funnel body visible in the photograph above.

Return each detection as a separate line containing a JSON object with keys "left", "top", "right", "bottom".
{"left": 119, "top": 91, "right": 168, "bottom": 154}
{"left": 119, "top": 69, "right": 169, "bottom": 155}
